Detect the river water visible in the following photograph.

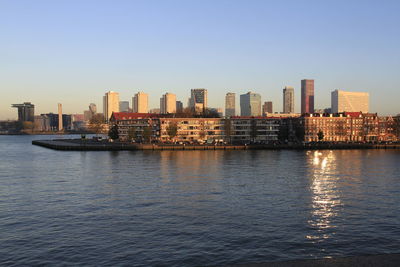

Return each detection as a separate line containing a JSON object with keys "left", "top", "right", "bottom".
{"left": 1, "top": 135, "right": 400, "bottom": 266}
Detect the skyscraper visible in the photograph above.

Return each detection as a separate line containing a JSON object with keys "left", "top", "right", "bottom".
{"left": 189, "top": 88, "right": 208, "bottom": 112}
{"left": 11, "top": 102, "right": 35, "bottom": 122}
{"left": 160, "top": 93, "right": 176, "bottom": 114}
{"left": 89, "top": 103, "right": 97, "bottom": 115}
{"left": 301, "top": 79, "right": 314, "bottom": 114}
{"left": 283, "top": 86, "right": 295, "bottom": 113}
{"left": 58, "top": 103, "right": 63, "bottom": 131}
{"left": 119, "top": 101, "right": 130, "bottom": 112}
{"left": 225, "top": 93, "right": 235, "bottom": 117}
{"left": 240, "top": 92, "right": 261, "bottom": 116}
{"left": 132, "top": 92, "right": 148, "bottom": 113}
{"left": 176, "top": 101, "right": 183, "bottom": 113}
{"left": 103, "top": 91, "right": 120, "bottom": 122}
{"left": 331, "top": 90, "right": 369, "bottom": 113}
{"left": 262, "top": 101, "right": 273, "bottom": 115}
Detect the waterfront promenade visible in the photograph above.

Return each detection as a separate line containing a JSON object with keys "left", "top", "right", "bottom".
{"left": 32, "top": 139, "right": 400, "bottom": 151}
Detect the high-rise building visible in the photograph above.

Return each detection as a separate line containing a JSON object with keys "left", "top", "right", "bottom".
{"left": 262, "top": 101, "right": 273, "bottom": 116}
{"left": 132, "top": 92, "right": 148, "bottom": 113}
{"left": 160, "top": 93, "right": 176, "bottom": 114}
{"left": 301, "top": 79, "right": 314, "bottom": 114}
{"left": 331, "top": 90, "right": 369, "bottom": 113}
{"left": 189, "top": 88, "right": 208, "bottom": 112}
{"left": 283, "top": 86, "right": 295, "bottom": 113}
{"left": 225, "top": 93, "right": 235, "bottom": 117}
{"left": 58, "top": 103, "right": 63, "bottom": 131}
{"left": 176, "top": 101, "right": 183, "bottom": 113}
{"left": 119, "top": 101, "right": 130, "bottom": 112}
{"left": 11, "top": 102, "right": 35, "bottom": 122}
{"left": 103, "top": 91, "right": 120, "bottom": 122}
{"left": 240, "top": 92, "right": 261, "bottom": 116}
{"left": 89, "top": 103, "right": 97, "bottom": 114}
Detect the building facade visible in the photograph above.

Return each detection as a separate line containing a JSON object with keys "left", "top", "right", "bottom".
{"left": 283, "top": 86, "right": 295, "bottom": 113}
{"left": 189, "top": 89, "right": 208, "bottom": 112}
{"left": 301, "top": 79, "right": 314, "bottom": 114}
{"left": 110, "top": 112, "right": 399, "bottom": 144}
{"left": 119, "top": 101, "right": 130, "bottom": 112}
{"left": 240, "top": 92, "right": 261, "bottom": 116}
{"left": 160, "top": 93, "right": 177, "bottom": 114}
{"left": 11, "top": 102, "right": 35, "bottom": 122}
{"left": 103, "top": 91, "right": 120, "bottom": 122}
{"left": 225, "top": 92, "right": 236, "bottom": 117}
{"left": 262, "top": 101, "right": 273, "bottom": 115}
{"left": 133, "top": 92, "right": 148, "bottom": 113}
{"left": 176, "top": 101, "right": 183, "bottom": 113}
{"left": 331, "top": 90, "right": 369, "bottom": 113}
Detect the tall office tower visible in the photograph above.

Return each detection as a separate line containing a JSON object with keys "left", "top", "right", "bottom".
{"left": 103, "top": 91, "right": 120, "bottom": 122}
{"left": 176, "top": 101, "right": 183, "bottom": 113}
{"left": 225, "top": 93, "right": 236, "bottom": 117}
{"left": 301, "top": 79, "right": 314, "bottom": 114}
{"left": 262, "top": 101, "right": 273, "bottom": 115}
{"left": 160, "top": 93, "right": 177, "bottom": 114}
{"left": 58, "top": 103, "right": 63, "bottom": 131}
{"left": 132, "top": 92, "right": 148, "bottom": 113}
{"left": 89, "top": 103, "right": 97, "bottom": 115}
{"left": 189, "top": 88, "right": 208, "bottom": 112}
{"left": 119, "top": 101, "right": 130, "bottom": 112}
{"left": 240, "top": 92, "right": 261, "bottom": 116}
{"left": 11, "top": 102, "right": 35, "bottom": 122}
{"left": 331, "top": 90, "right": 369, "bottom": 113}
{"left": 283, "top": 86, "right": 295, "bottom": 113}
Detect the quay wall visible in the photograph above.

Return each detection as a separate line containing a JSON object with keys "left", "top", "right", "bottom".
{"left": 32, "top": 139, "right": 400, "bottom": 151}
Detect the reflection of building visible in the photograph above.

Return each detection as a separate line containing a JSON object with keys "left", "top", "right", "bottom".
{"left": 189, "top": 89, "right": 208, "bottom": 112}
{"left": 12, "top": 102, "right": 35, "bottom": 122}
{"left": 262, "top": 101, "right": 273, "bottom": 115}
{"left": 283, "top": 86, "right": 295, "bottom": 113}
{"left": 103, "top": 91, "right": 120, "bottom": 122}
{"left": 133, "top": 92, "right": 148, "bottom": 113}
{"left": 240, "top": 92, "right": 261, "bottom": 116}
{"left": 225, "top": 93, "right": 235, "bottom": 117}
{"left": 160, "top": 93, "right": 176, "bottom": 114}
{"left": 301, "top": 79, "right": 314, "bottom": 114}
{"left": 331, "top": 90, "right": 369, "bottom": 113}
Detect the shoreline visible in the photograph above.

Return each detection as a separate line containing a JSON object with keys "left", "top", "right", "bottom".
{"left": 32, "top": 139, "right": 400, "bottom": 151}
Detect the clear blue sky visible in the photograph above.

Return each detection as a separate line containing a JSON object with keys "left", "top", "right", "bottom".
{"left": 1, "top": 0, "right": 399, "bottom": 119}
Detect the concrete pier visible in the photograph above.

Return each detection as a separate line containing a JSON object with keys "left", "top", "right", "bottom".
{"left": 32, "top": 139, "right": 400, "bottom": 151}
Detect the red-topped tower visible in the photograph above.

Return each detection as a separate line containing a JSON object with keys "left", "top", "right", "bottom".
{"left": 301, "top": 79, "right": 314, "bottom": 114}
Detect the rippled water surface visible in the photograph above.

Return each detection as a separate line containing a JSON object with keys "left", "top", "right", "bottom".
{"left": 1, "top": 135, "right": 400, "bottom": 266}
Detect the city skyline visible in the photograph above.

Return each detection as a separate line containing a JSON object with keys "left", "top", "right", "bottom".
{"left": 1, "top": 1, "right": 400, "bottom": 119}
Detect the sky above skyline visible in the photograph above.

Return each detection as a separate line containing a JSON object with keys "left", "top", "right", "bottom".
{"left": 1, "top": 0, "right": 400, "bottom": 119}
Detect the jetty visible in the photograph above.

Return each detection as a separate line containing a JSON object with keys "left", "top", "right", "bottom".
{"left": 32, "top": 139, "right": 400, "bottom": 151}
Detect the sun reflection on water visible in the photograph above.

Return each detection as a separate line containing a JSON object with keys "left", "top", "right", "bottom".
{"left": 306, "top": 150, "right": 341, "bottom": 243}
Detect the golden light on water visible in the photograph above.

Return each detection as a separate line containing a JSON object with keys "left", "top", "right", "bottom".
{"left": 307, "top": 150, "right": 341, "bottom": 242}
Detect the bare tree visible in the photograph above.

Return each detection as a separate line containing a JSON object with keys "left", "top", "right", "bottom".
{"left": 89, "top": 114, "right": 105, "bottom": 136}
